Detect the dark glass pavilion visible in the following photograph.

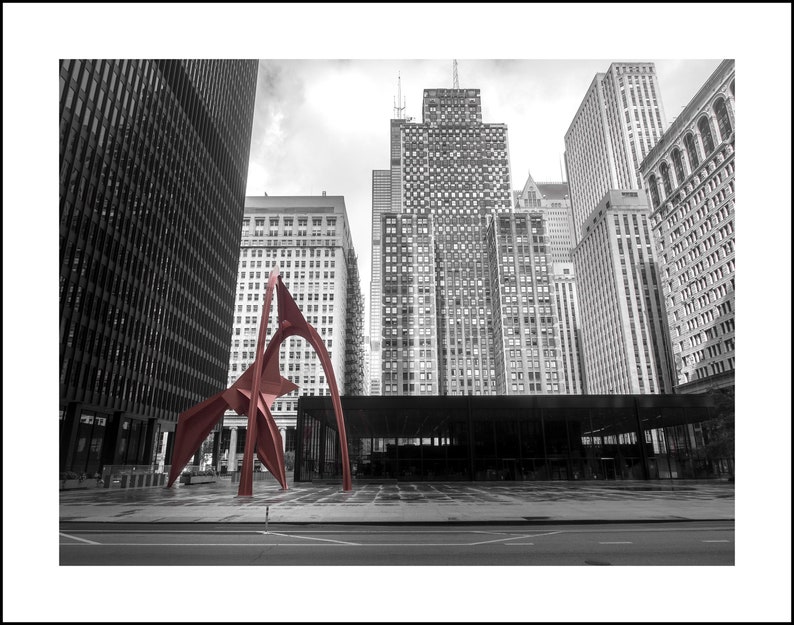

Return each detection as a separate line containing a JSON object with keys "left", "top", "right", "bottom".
{"left": 296, "top": 394, "right": 733, "bottom": 482}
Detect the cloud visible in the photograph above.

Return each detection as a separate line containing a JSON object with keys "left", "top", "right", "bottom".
{"left": 244, "top": 59, "right": 725, "bottom": 334}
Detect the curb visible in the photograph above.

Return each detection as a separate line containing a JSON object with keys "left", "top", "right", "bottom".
{"left": 59, "top": 518, "right": 735, "bottom": 527}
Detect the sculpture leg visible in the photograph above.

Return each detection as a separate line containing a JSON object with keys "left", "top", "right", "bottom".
{"left": 238, "top": 269, "right": 280, "bottom": 497}
{"left": 255, "top": 404, "right": 288, "bottom": 489}
{"left": 305, "top": 327, "right": 352, "bottom": 491}
{"left": 167, "top": 392, "right": 228, "bottom": 488}
{"left": 237, "top": 407, "right": 257, "bottom": 497}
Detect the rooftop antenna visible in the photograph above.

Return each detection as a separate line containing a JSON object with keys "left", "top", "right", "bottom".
{"left": 453, "top": 59, "right": 459, "bottom": 89}
{"left": 393, "top": 72, "right": 406, "bottom": 120}
{"left": 559, "top": 155, "right": 565, "bottom": 182}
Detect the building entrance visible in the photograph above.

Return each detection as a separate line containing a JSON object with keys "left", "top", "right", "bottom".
{"left": 501, "top": 458, "right": 519, "bottom": 481}
{"left": 600, "top": 458, "right": 617, "bottom": 480}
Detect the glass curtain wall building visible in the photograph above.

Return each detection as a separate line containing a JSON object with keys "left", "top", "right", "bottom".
{"left": 296, "top": 394, "right": 730, "bottom": 483}
{"left": 59, "top": 59, "right": 258, "bottom": 476}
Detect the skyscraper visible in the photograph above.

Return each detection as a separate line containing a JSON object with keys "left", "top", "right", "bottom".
{"left": 565, "top": 62, "right": 673, "bottom": 394}
{"left": 564, "top": 62, "right": 667, "bottom": 243}
{"left": 220, "top": 194, "right": 364, "bottom": 471}
{"left": 514, "top": 173, "right": 584, "bottom": 394}
{"left": 486, "top": 211, "right": 564, "bottom": 394}
{"left": 572, "top": 190, "right": 674, "bottom": 394}
{"left": 551, "top": 263, "right": 585, "bottom": 394}
{"left": 59, "top": 60, "right": 259, "bottom": 475}
{"left": 515, "top": 172, "right": 576, "bottom": 265}
{"left": 639, "top": 60, "right": 735, "bottom": 395}
{"left": 378, "top": 85, "right": 513, "bottom": 396}
{"left": 369, "top": 169, "right": 391, "bottom": 395}
{"left": 380, "top": 212, "right": 439, "bottom": 395}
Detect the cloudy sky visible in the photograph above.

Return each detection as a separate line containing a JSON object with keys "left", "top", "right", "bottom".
{"left": 246, "top": 58, "right": 723, "bottom": 332}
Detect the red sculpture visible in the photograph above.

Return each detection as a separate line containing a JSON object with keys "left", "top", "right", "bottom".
{"left": 166, "top": 267, "right": 352, "bottom": 495}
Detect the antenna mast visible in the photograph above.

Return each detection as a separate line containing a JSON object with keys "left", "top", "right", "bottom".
{"left": 453, "top": 59, "right": 459, "bottom": 89}
{"left": 393, "top": 72, "right": 406, "bottom": 119}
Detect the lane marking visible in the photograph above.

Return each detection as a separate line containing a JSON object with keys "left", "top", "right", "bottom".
{"left": 553, "top": 526, "right": 734, "bottom": 535}
{"left": 58, "top": 524, "right": 735, "bottom": 535}
{"left": 470, "top": 535, "right": 536, "bottom": 546}
{"left": 59, "top": 529, "right": 535, "bottom": 535}
{"left": 598, "top": 541, "right": 633, "bottom": 544}
{"left": 63, "top": 543, "right": 343, "bottom": 547}
{"left": 59, "top": 532, "right": 100, "bottom": 545}
{"left": 264, "top": 532, "right": 359, "bottom": 545}
{"left": 702, "top": 540, "right": 730, "bottom": 543}
{"left": 61, "top": 541, "right": 543, "bottom": 547}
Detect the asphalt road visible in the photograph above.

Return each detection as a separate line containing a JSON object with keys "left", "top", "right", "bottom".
{"left": 60, "top": 521, "right": 734, "bottom": 565}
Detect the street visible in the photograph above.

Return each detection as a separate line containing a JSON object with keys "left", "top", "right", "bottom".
{"left": 60, "top": 521, "right": 734, "bottom": 565}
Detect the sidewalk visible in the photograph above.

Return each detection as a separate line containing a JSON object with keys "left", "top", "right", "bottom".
{"left": 59, "top": 478, "right": 735, "bottom": 525}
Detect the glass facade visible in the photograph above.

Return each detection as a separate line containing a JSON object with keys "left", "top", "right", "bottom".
{"left": 295, "top": 394, "right": 731, "bottom": 482}
{"left": 59, "top": 59, "right": 259, "bottom": 474}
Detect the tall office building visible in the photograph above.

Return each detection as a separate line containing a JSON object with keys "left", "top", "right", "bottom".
{"left": 59, "top": 59, "right": 258, "bottom": 476}
{"left": 564, "top": 62, "right": 667, "bottom": 242}
{"left": 369, "top": 169, "right": 391, "bottom": 395}
{"left": 514, "top": 173, "right": 584, "bottom": 394}
{"left": 515, "top": 173, "right": 576, "bottom": 264}
{"left": 565, "top": 62, "right": 674, "bottom": 394}
{"left": 572, "top": 190, "right": 674, "bottom": 394}
{"left": 486, "top": 211, "right": 564, "bottom": 394}
{"left": 639, "top": 60, "right": 735, "bottom": 394}
{"left": 551, "top": 262, "right": 585, "bottom": 394}
{"left": 380, "top": 212, "right": 440, "bottom": 395}
{"left": 219, "top": 195, "right": 364, "bottom": 471}
{"left": 378, "top": 86, "right": 512, "bottom": 396}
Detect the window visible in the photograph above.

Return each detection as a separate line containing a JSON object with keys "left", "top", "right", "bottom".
{"left": 684, "top": 133, "right": 700, "bottom": 169}
{"left": 672, "top": 148, "right": 685, "bottom": 185}
{"left": 648, "top": 174, "right": 661, "bottom": 208}
{"left": 713, "top": 98, "right": 732, "bottom": 142}
{"left": 660, "top": 162, "right": 673, "bottom": 196}
{"left": 698, "top": 117, "right": 715, "bottom": 155}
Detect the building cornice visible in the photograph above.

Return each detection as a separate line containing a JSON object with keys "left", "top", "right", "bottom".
{"left": 640, "top": 59, "right": 734, "bottom": 173}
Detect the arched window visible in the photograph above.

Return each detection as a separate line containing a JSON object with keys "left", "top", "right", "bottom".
{"left": 672, "top": 148, "right": 686, "bottom": 184}
{"left": 684, "top": 133, "right": 700, "bottom": 169}
{"left": 648, "top": 174, "right": 661, "bottom": 208}
{"left": 660, "top": 162, "right": 673, "bottom": 196}
{"left": 713, "top": 98, "right": 732, "bottom": 141}
{"left": 698, "top": 116, "right": 715, "bottom": 155}
{"left": 730, "top": 79, "right": 735, "bottom": 96}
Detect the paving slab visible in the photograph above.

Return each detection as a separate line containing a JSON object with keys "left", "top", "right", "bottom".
{"left": 59, "top": 478, "right": 734, "bottom": 525}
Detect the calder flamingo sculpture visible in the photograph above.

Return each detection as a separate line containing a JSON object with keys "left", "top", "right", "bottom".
{"left": 166, "top": 267, "right": 352, "bottom": 495}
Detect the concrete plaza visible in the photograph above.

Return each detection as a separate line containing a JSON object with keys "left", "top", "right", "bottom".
{"left": 59, "top": 477, "right": 735, "bottom": 525}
